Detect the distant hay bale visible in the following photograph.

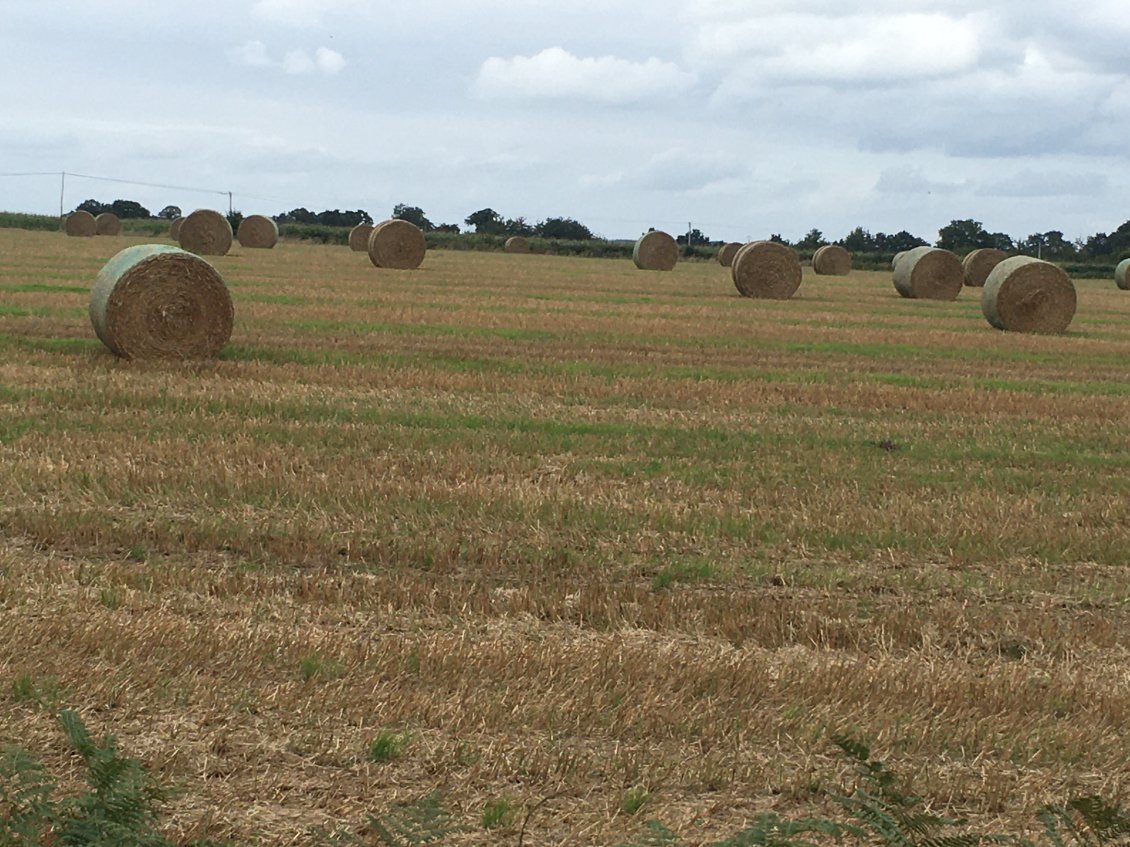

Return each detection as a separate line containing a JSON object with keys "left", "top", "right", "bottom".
{"left": 982, "top": 256, "right": 1076, "bottom": 334}
{"left": 89, "top": 244, "right": 234, "bottom": 359}
{"left": 178, "top": 209, "right": 233, "bottom": 256}
{"left": 349, "top": 223, "right": 373, "bottom": 252}
{"left": 367, "top": 219, "right": 426, "bottom": 269}
{"left": 892, "top": 246, "right": 963, "bottom": 300}
{"left": 505, "top": 236, "right": 530, "bottom": 254}
{"left": 717, "top": 242, "right": 741, "bottom": 267}
{"left": 64, "top": 210, "right": 97, "bottom": 237}
{"left": 169, "top": 217, "right": 184, "bottom": 240}
{"left": 94, "top": 212, "right": 121, "bottom": 236}
{"left": 812, "top": 244, "right": 851, "bottom": 275}
{"left": 236, "top": 214, "right": 278, "bottom": 249}
{"left": 731, "top": 240, "right": 802, "bottom": 299}
{"left": 633, "top": 231, "right": 679, "bottom": 271}
{"left": 962, "top": 248, "right": 1008, "bottom": 287}
{"left": 1116, "top": 258, "right": 1130, "bottom": 291}
{"left": 892, "top": 250, "right": 908, "bottom": 269}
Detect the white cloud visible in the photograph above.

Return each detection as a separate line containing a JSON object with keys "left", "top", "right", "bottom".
{"left": 315, "top": 47, "right": 346, "bottom": 75}
{"left": 228, "top": 40, "right": 345, "bottom": 76}
{"left": 472, "top": 47, "right": 697, "bottom": 104}
{"left": 226, "top": 40, "right": 272, "bottom": 68}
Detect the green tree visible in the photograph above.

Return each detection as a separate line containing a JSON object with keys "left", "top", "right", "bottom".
{"left": 156, "top": 205, "right": 181, "bottom": 220}
{"left": 108, "top": 199, "right": 151, "bottom": 219}
{"left": 841, "top": 226, "right": 877, "bottom": 252}
{"left": 796, "top": 228, "right": 826, "bottom": 250}
{"left": 464, "top": 208, "right": 504, "bottom": 234}
{"left": 536, "top": 217, "right": 594, "bottom": 240}
{"left": 392, "top": 204, "right": 434, "bottom": 232}
{"left": 75, "top": 199, "right": 108, "bottom": 215}
{"left": 936, "top": 218, "right": 998, "bottom": 253}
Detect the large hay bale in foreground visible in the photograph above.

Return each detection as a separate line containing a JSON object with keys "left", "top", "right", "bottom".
{"left": 237, "top": 214, "right": 278, "bottom": 249}
{"left": 717, "top": 242, "right": 741, "bottom": 267}
{"left": 812, "top": 244, "right": 851, "bottom": 275}
{"left": 64, "top": 211, "right": 97, "bottom": 237}
{"left": 982, "top": 256, "right": 1076, "bottom": 334}
{"left": 892, "top": 246, "right": 963, "bottom": 300}
{"left": 95, "top": 212, "right": 121, "bottom": 236}
{"left": 731, "top": 240, "right": 802, "bottom": 299}
{"left": 962, "top": 247, "right": 1008, "bottom": 287}
{"left": 505, "top": 236, "right": 530, "bottom": 254}
{"left": 1116, "top": 259, "right": 1130, "bottom": 291}
{"left": 367, "top": 219, "right": 426, "bottom": 269}
{"left": 633, "top": 231, "right": 678, "bottom": 271}
{"left": 89, "top": 244, "right": 234, "bottom": 359}
{"left": 349, "top": 223, "right": 373, "bottom": 252}
{"left": 178, "top": 209, "right": 232, "bottom": 256}
{"left": 169, "top": 217, "right": 184, "bottom": 240}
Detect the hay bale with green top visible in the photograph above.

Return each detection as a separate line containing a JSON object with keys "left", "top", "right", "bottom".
{"left": 237, "top": 215, "right": 278, "bottom": 249}
{"left": 962, "top": 247, "right": 1008, "bottom": 287}
{"left": 633, "top": 231, "right": 678, "bottom": 271}
{"left": 368, "top": 219, "right": 426, "bottom": 269}
{"left": 89, "top": 244, "right": 234, "bottom": 359}
{"left": 178, "top": 209, "right": 232, "bottom": 256}
{"left": 892, "top": 246, "right": 963, "bottom": 300}
{"left": 982, "top": 256, "right": 1076, "bottom": 334}
{"left": 1115, "top": 258, "right": 1130, "bottom": 291}
{"left": 731, "top": 240, "right": 802, "bottom": 299}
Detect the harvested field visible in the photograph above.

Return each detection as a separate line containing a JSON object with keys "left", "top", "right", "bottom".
{"left": 2, "top": 227, "right": 1130, "bottom": 846}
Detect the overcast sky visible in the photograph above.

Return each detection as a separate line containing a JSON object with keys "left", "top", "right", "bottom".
{"left": 2, "top": 0, "right": 1128, "bottom": 243}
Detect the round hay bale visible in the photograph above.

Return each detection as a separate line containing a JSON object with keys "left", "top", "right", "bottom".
{"left": 633, "top": 231, "right": 678, "bottom": 271}
{"left": 892, "top": 250, "right": 908, "bottom": 270}
{"left": 962, "top": 247, "right": 1008, "bottom": 287}
{"left": 94, "top": 212, "right": 121, "bottom": 236}
{"left": 349, "top": 223, "right": 373, "bottom": 252}
{"left": 1115, "top": 258, "right": 1130, "bottom": 291}
{"left": 178, "top": 209, "right": 232, "bottom": 256}
{"left": 891, "top": 246, "right": 963, "bottom": 300}
{"left": 367, "top": 219, "right": 426, "bottom": 269}
{"left": 812, "top": 244, "right": 851, "bottom": 275}
{"left": 236, "top": 214, "right": 278, "bottom": 249}
{"left": 717, "top": 242, "right": 742, "bottom": 267}
{"left": 89, "top": 244, "right": 234, "bottom": 359}
{"left": 982, "top": 256, "right": 1076, "bottom": 334}
{"left": 731, "top": 240, "right": 802, "bottom": 299}
{"left": 169, "top": 217, "right": 184, "bottom": 240}
{"left": 505, "top": 236, "right": 530, "bottom": 254}
{"left": 64, "top": 210, "right": 97, "bottom": 237}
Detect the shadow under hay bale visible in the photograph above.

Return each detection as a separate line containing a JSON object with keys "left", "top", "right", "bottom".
{"left": 731, "top": 240, "right": 802, "bottom": 299}
{"left": 505, "top": 236, "right": 530, "bottom": 254}
{"left": 813, "top": 244, "right": 851, "bottom": 276}
{"left": 892, "top": 246, "right": 963, "bottom": 300}
{"left": 982, "top": 256, "right": 1076, "bottom": 334}
{"left": 1116, "top": 259, "right": 1130, "bottom": 291}
{"left": 89, "top": 244, "right": 234, "bottom": 359}
{"left": 368, "top": 219, "right": 426, "bottom": 269}
{"left": 64, "top": 211, "right": 97, "bottom": 237}
{"left": 963, "top": 248, "right": 1008, "bottom": 287}
{"left": 633, "top": 231, "right": 678, "bottom": 271}
{"left": 95, "top": 213, "right": 121, "bottom": 236}
{"left": 237, "top": 215, "right": 278, "bottom": 249}
{"left": 349, "top": 223, "right": 373, "bottom": 252}
{"left": 178, "top": 209, "right": 233, "bottom": 256}
{"left": 717, "top": 242, "right": 741, "bottom": 267}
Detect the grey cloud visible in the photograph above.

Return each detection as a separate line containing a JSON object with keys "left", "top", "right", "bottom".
{"left": 875, "top": 166, "right": 965, "bottom": 194}
{"left": 976, "top": 170, "right": 1108, "bottom": 198}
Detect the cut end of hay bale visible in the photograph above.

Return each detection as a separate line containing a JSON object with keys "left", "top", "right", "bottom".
{"left": 169, "top": 217, "right": 184, "bottom": 240}
{"left": 1115, "top": 258, "right": 1130, "bottom": 291}
{"left": 89, "top": 244, "right": 234, "bottom": 359}
{"left": 367, "top": 219, "right": 426, "bottom": 269}
{"left": 962, "top": 247, "right": 1008, "bottom": 287}
{"left": 505, "top": 236, "right": 530, "bottom": 254}
{"left": 717, "top": 242, "right": 741, "bottom": 267}
{"left": 731, "top": 240, "right": 802, "bottom": 299}
{"left": 891, "top": 246, "right": 963, "bottom": 300}
{"left": 812, "top": 244, "right": 851, "bottom": 276}
{"left": 982, "top": 256, "right": 1076, "bottom": 334}
{"left": 633, "top": 231, "right": 679, "bottom": 271}
{"left": 64, "top": 210, "right": 97, "bottom": 237}
{"left": 349, "top": 223, "right": 374, "bottom": 252}
{"left": 178, "top": 209, "right": 233, "bottom": 256}
{"left": 237, "top": 214, "right": 279, "bottom": 249}
{"left": 94, "top": 212, "right": 121, "bottom": 236}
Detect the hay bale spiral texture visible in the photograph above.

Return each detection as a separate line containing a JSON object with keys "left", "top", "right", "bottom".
{"left": 169, "top": 217, "right": 184, "bottom": 240}
{"left": 349, "top": 223, "right": 373, "bottom": 252}
{"left": 982, "top": 256, "right": 1076, "bottom": 334}
{"left": 505, "top": 236, "right": 530, "bottom": 254}
{"left": 65, "top": 210, "right": 97, "bottom": 237}
{"left": 718, "top": 242, "right": 742, "bottom": 267}
{"left": 367, "top": 219, "right": 426, "bottom": 269}
{"left": 633, "top": 231, "right": 679, "bottom": 271}
{"left": 236, "top": 214, "right": 278, "bottom": 249}
{"left": 892, "top": 246, "right": 963, "bottom": 300}
{"left": 1116, "top": 259, "right": 1130, "bottom": 291}
{"left": 962, "top": 248, "right": 1008, "bottom": 287}
{"left": 178, "top": 209, "right": 233, "bottom": 256}
{"left": 812, "top": 244, "right": 851, "bottom": 275}
{"left": 89, "top": 244, "right": 234, "bottom": 359}
{"left": 731, "top": 240, "right": 802, "bottom": 299}
{"left": 95, "top": 213, "right": 121, "bottom": 236}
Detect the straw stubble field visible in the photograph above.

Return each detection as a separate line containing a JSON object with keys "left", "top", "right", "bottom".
{"left": 1, "top": 228, "right": 1129, "bottom": 845}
